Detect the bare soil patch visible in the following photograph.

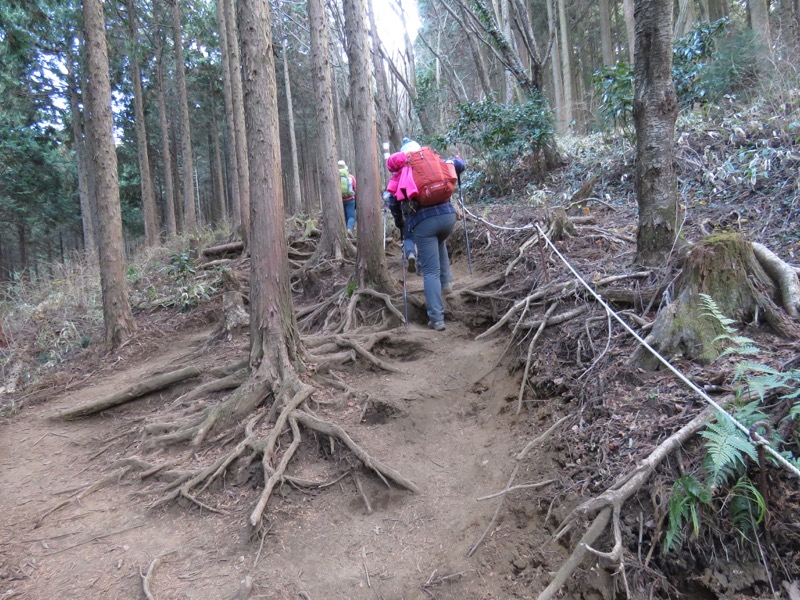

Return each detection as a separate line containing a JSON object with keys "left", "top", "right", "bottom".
{"left": 1, "top": 252, "right": 558, "bottom": 600}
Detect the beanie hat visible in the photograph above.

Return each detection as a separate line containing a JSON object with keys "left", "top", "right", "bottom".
{"left": 400, "top": 138, "right": 421, "bottom": 153}
{"left": 337, "top": 160, "right": 347, "bottom": 169}
{"left": 452, "top": 156, "right": 466, "bottom": 175}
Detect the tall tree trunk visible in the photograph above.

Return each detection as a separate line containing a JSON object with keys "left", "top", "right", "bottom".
{"left": 557, "top": 0, "right": 574, "bottom": 131}
{"left": 748, "top": 0, "right": 772, "bottom": 51}
{"left": 66, "top": 45, "right": 96, "bottom": 263}
{"left": 599, "top": 0, "right": 615, "bottom": 65}
{"left": 279, "top": 1, "right": 302, "bottom": 217}
{"left": 367, "top": 0, "right": 392, "bottom": 150}
{"left": 212, "top": 119, "right": 227, "bottom": 223}
{"left": 16, "top": 220, "right": 28, "bottom": 276}
{"left": 623, "top": 0, "right": 636, "bottom": 62}
{"left": 633, "top": 0, "right": 683, "bottom": 267}
{"left": 126, "top": 0, "right": 159, "bottom": 246}
{"left": 225, "top": 0, "right": 251, "bottom": 242}
{"left": 697, "top": 0, "right": 710, "bottom": 21}
{"left": 308, "top": 0, "right": 349, "bottom": 260}
{"left": 215, "top": 0, "right": 242, "bottom": 230}
{"left": 236, "top": 0, "right": 301, "bottom": 370}
{"left": 343, "top": 0, "right": 393, "bottom": 291}
{"left": 675, "top": 0, "right": 697, "bottom": 38}
{"left": 170, "top": 0, "right": 197, "bottom": 231}
{"left": 436, "top": 0, "right": 493, "bottom": 99}
{"left": 708, "top": 0, "right": 728, "bottom": 21}
{"left": 155, "top": 44, "right": 178, "bottom": 237}
{"left": 171, "top": 114, "right": 185, "bottom": 231}
{"left": 546, "top": 0, "right": 567, "bottom": 133}
{"left": 82, "top": 0, "right": 136, "bottom": 349}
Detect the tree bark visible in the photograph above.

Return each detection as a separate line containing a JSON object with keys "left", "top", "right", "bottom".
{"left": 308, "top": 0, "right": 349, "bottom": 259}
{"left": 215, "top": 0, "right": 242, "bottom": 231}
{"left": 599, "top": 0, "right": 615, "bottom": 65}
{"left": 279, "top": 1, "right": 303, "bottom": 217}
{"left": 225, "top": 0, "right": 251, "bottom": 242}
{"left": 623, "top": 0, "right": 636, "bottom": 62}
{"left": 236, "top": 0, "right": 302, "bottom": 370}
{"left": 211, "top": 112, "right": 227, "bottom": 223}
{"left": 82, "top": 0, "right": 136, "bottom": 349}
{"left": 633, "top": 0, "right": 683, "bottom": 267}
{"left": 557, "top": 0, "right": 574, "bottom": 130}
{"left": 675, "top": 0, "right": 698, "bottom": 38}
{"left": 66, "top": 44, "right": 96, "bottom": 263}
{"left": 708, "top": 0, "right": 728, "bottom": 21}
{"left": 126, "top": 0, "right": 159, "bottom": 246}
{"left": 546, "top": 0, "right": 567, "bottom": 133}
{"left": 435, "top": 0, "right": 493, "bottom": 99}
{"left": 748, "top": 0, "right": 772, "bottom": 51}
{"left": 343, "top": 0, "right": 394, "bottom": 291}
{"left": 155, "top": 43, "right": 178, "bottom": 238}
{"left": 170, "top": 0, "right": 197, "bottom": 231}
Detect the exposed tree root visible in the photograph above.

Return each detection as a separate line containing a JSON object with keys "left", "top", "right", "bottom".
{"left": 631, "top": 235, "right": 800, "bottom": 369}
{"left": 52, "top": 366, "right": 202, "bottom": 420}
{"left": 96, "top": 368, "right": 420, "bottom": 528}
{"left": 516, "top": 303, "right": 559, "bottom": 415}
{"left": 536, "top": 400, "right": 730, "bottom": 600}
{"left": 303, "top": 330, "right": 416, "bottom": 374}
{"left": 36, "top": 465, "right": 133, "bottom": 528}
{"left": 752, "top": 242, "right": 800, "bottom": 317}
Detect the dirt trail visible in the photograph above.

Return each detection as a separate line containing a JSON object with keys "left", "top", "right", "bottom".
{"left": 0, "top": 259, "right": 551, "bottom": 599}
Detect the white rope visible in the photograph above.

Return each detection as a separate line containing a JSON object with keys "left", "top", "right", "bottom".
{"left": 534, "top": 223, "right": 800, "bottom": 479}
{"left": 461, "top": 204, "right": 537, "bottom": 232}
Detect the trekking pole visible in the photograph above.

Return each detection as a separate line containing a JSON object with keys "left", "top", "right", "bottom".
{"left": 400, "top": 249, "right": 409, "bottom": 328}
{"left": 382, "top": 202, "right": 387, "bottom": 250}
{"left": 457, "top": 175, "right": 473, "bottom": 275}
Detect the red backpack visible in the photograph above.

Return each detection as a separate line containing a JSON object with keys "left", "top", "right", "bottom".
{"left": 406, "top": 147, "right": 457, "bottom": 207}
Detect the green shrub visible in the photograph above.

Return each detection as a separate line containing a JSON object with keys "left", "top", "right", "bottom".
{"left": 593, "top": 61, "right": 633, "bottom": 132}
{"left": 594, "top": 18, "right": 740, "bottom": 130}
{"left": 444, "top": 96, "right": 553, "bottom": 190}
{"left": 697, "top": 29, "right": 764, "bottom": 101}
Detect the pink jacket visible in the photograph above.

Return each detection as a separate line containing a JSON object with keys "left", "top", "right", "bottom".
{"left": 385, "top": 152, "right": 418, "bottom": 201}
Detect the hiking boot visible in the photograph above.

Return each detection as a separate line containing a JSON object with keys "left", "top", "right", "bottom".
{"left": 407, "top": 252, "right": 416, "bottom": 273}
{"left": 442, "top": 283, "right": 453, "bottom": 296}
{"left": 427, "top": 320, "right": 445, "bottom": 331}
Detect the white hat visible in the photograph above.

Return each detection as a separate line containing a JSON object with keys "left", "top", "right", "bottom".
{"left": 400, "top": 139, "right": 421, "bottom": 153}
{"left": 337, "top": 160, "right": 347, "bottom": 169}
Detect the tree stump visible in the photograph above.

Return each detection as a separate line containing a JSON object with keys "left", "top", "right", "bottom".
{"left": 631, "top": 234, "right": 800, "bottom": 369}
{"left": 547, "top": 207, "right": 575, "bottom": 241}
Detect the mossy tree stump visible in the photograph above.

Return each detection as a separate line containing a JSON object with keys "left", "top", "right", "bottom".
{"left": 631, "top": 234, "right": 800, "bottom": 369}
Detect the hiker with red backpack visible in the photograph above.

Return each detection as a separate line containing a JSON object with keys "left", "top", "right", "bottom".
{"left": 338, "top": 160, "right": 357, "bottom": 232}
{"left": 385, "top": 138, "right": 465, "bottom": 331}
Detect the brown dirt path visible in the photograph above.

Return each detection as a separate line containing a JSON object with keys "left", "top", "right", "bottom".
{"left": 1, "top": 269, "right": 552, "bottom": 599}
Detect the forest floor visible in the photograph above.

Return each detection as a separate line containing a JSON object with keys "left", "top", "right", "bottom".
{"left": 2, "top": 106, "right": 800, "bottom": 600}
{"left": 0, "top": 252, "right": 562, "bottom": 600}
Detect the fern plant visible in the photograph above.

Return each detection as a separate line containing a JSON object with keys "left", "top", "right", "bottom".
{"left": 664, "top": 475, "right": 711, "bottom": 552}
{"left": 664, "top": 294, "right": 799, "bottom": 553}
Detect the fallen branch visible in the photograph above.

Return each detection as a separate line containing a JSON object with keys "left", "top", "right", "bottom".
{"left": 517, "top": 303, "right": 559, "bottom": 415}
{"left": 519, "top": 305, "right": 590, "bottom": 330}
{"left": 537, "top": 399, "right": 733, "bottom": 600}
{"left": 52, "top": 366, "right": 201, "bottom": 420}
{"left": 200, "top": 241, "right": 244, "bottom": 261}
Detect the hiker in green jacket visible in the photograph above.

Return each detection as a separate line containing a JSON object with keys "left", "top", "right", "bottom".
{"left": 338, "top": 160, "right": 357, "bottom": 231}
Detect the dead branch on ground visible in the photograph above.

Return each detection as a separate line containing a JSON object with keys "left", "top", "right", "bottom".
{"left": 536, "top": 399, "right": 732, "bottom": 600}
